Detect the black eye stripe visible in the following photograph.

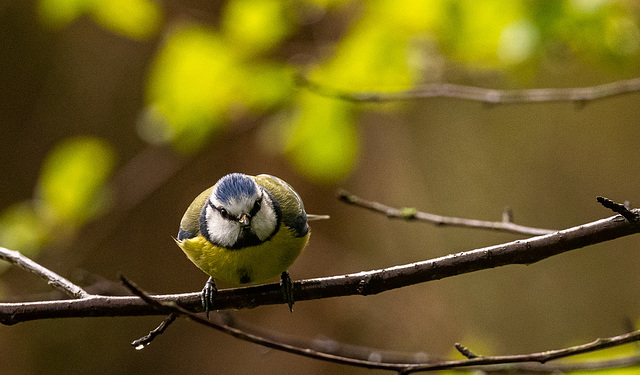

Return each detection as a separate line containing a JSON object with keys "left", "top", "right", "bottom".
{"left": 249, "top": 195, "right": 263, "bottom": 217}
{"left": 208, "top": 200, "right": 238, "bottom": 221}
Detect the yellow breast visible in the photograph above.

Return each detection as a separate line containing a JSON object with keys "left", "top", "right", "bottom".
{"left": 176, "top": 223, "right": 310, "bottom": 284}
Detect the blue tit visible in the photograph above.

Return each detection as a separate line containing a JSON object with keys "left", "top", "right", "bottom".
{"left": 176, "top": 173, "right": 322, "bottom": 313}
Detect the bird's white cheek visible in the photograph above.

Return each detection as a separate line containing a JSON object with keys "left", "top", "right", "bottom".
{"left": 251, "top": 205, "right": 277, "bottom": 241}
{"left": 205, "top": 208, "right": 240, "bottom": 247}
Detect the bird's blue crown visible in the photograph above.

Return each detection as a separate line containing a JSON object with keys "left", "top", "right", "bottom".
{"left": 214, "top": 173, "right": 257, "bottom": 204}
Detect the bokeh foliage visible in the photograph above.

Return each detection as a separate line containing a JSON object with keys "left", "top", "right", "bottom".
{"left": 1, "top": 137, "right": 115, "bottom": 254}
{"left": 37, "top": 0, "right": 163, "bottom": 40}
{"left": 3, "top": 0, "right": 638, "bottom": 266}
{"left": 2, "top": 2, "right": 640, "bottom": 373}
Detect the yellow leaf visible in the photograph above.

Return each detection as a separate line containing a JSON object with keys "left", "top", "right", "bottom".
{"left": 222, "top": 0, "right": 292, "bottom": 56}
{"left": 37, "top": 0, "right": 91, "bottom": 28}
{"left": 37, "top": 0, "right": 163, "bottom": 40}
{"left": 38, "top": 137, "right": 116, "bottom": 226}
{"left": 284, "top": 94, "right": 358, "bottom": 184}
{"left": 0, "top": 202, "right": 49, "bottom": 255}
{"left": 144, "top": 25, "right": 236, "bottom": 152}
{"left": 91, "top": 0, "right": 163, "bottom": 40}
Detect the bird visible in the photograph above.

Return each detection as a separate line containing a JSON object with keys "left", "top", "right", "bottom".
{"left": 175, "top": 173, "right": 326, "bottom": 314}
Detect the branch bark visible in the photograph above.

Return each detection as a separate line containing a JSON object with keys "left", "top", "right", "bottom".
{"left": 1, "top": 207, "right": 639, "bottom": 324}
{"left": 398, "top": 329, "right": 640, "bottom": 374}
{"left": 120, "top": 276, "right": 640, "bottom": 374}
{"left": 0, "top": 247, "right": 91, "bottom": 299}
{"left": 338, "top": 190, "right": 554, "bottom": 236}
{"left": 299, "top": 75, "right": 640, "bottom": 104}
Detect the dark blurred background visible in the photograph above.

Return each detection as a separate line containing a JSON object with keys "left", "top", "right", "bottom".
{"left": 2, "top": 1, "right": 640, "bottom": 374}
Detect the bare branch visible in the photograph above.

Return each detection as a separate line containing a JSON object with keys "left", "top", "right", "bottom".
{"left": 493, "top": 356, "right": 640, "bottom": 373}
{"left": 337, "top": 190, "right": 554, "bottom": 236}
{"left": 0, "top": 293, "right": 196, "bottom": 325}
{"left": 122, "top": 277, "right": 640, "bottom": 374}
{"left": 131, "top": 313, "right": 178, "bottom": 350}
{"left": 0, "top": 246, "right": 91, "bottom": 299}
{"left": 199, "top": 314, "right": 640, "bottom": 373}
{"left": 597, "top": 196, "right": 639, "bottom": 222}
{"left": 119, "top": 276, "right": 404, "bottom": 371}
{"left": 455, "top": 343, "right": 480, "bottom": 359}
{"left": 299, "top": 75, "right": 640, "bottom": 104}
{"left": 2, "top": 227, "right": 640, "bottom": 372}
{"left": 1, "top": 207, "right": 639, "bottom": 324}
{"left": 400, "top": 329, "right": 640, "bottom": 373}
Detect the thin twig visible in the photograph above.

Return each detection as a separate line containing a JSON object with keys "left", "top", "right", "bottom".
{"left": 119, "top": 276, "right": 404, "bottom": 371}
{"left": 597, "top": 196, "right": 639, "bottom": 222}
{"left": 455, "top": 343, "right": 480, "bottom": 359}
{"left": 0, "top": 255, "right": 638, "bottom": 372}
{"left": 222, "top": 321, "right": 640, "bottom": 373}
{"left": 337, "top": 190, "right": 554, "bottom": 236}
{"left": 482, "top": 356, "right": 640, "bottom": 373}
{"left": 121, "top": 275, "right": 640, "bottom": 374}
{"left": 210, "top": 317, "right": 640, "bottom": 373}
{"left": 0, "top": 246, "right": 91, "bottom": 299}
{"left": 131, "top": 313, "right": 178, "bottom": 350}
{"left": 402, "top": 329, "right": 640, "bottom": 373}
{"left": 122, "top": 278, "right": 179, "bottom": 349}
{"left": 300, "top": 76, "right": 640, "bottom": 104}
{"left": 1, "top": 207, "right": 640, "bottom": 323}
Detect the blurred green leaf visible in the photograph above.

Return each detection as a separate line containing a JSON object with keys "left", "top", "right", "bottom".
{"left": 375, "top": 0, "right": 444, "bottom": 34}
{"left": 309, "top": 16, "right": 415, "bottom": 91}
{"left": 222, "top": 0, "right": 293, "bottom": 56}
{"left": 605, "top": 14, "right": 640, "bottom": 57}
{"left": 241, "top": 63, "right": 296, "bottom": 111}
{"left": 91, "top": 0, "right": 163, "bottom": 40}
{"left": 0, "top": 202, "right": 49, "bottom": 256}
{"left": 441, "top": 1, "right": 529, "bottom": 67}
{"left": 38, "top": 137, "right": 116, "bottom": 226}
{"left": 302, "top": 0, "right": 350, "bottom": 7}
{"left": 37, "top": 0, "right": 91, "bottom": 28}
{"left": 143, "top": 24, "right": 295, "bottom": 153}
{"left": 563, "top": 343, "right": 640, "bottom": 375}
{"left": 497, "top": 19, "right": 540, "bottom": 64}
{"left": 557, "top": 2, "right": 640, "bottom": 67}
{"left": 37, "top": 0, "right": 162, "bottom": 40}
{"left": 571, "top": 365, "right": 640, "bottom": 375}
{"left": 144, "top": 25, "right": 238, "bottom": 152}
{"left": 284, "top": 93, "right": 358, "bottom": 184}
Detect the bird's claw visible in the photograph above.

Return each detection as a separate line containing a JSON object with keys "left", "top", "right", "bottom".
{"left": 201, "top": 277, "right": 217, "bottom": 318}
{"left": 280, "top": 271, "right": 295, "bottom": 312}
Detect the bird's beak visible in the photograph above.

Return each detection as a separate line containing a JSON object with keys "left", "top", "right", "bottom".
{"left": 239, "top": 214, "right": 250, "bottom": 227}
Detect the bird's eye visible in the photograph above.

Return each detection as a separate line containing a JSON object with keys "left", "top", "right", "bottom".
{"left": 250, "top": 199, "right": 261, "bottom": 216}
{"left": 219, "top": 208, "right": 229, "bottom": 219}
